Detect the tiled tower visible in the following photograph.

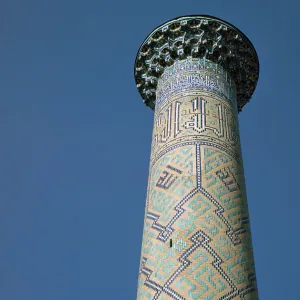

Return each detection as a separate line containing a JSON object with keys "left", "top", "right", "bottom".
{"left": 134, "top": 15, "right": 259, "bottom": 300}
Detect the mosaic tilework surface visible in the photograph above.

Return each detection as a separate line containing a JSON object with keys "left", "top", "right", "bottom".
{"left": 137, "top": 59, "right": 258, "bottom": 300}
{"left": 155, "top": 57, "right": 237, "bottom": 110}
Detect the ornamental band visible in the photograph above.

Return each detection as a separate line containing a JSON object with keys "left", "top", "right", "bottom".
{"left": 134, "top": 15, "right": 259, "bottom": 300}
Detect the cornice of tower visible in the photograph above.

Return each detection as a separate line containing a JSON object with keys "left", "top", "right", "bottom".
{"left": 134, "top": 15, "right": 259, "bottom": 112}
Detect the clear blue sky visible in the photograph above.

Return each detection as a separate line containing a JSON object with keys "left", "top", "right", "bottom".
{"left": 0, "top": 0, "right": 298, "bottom": 299}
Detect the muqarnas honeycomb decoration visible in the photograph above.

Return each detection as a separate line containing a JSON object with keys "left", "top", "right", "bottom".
{"left": 134, "top": 15, "right": 259, "bottom": 112}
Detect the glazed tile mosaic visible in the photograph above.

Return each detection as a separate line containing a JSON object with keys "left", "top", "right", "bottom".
{"left": 134, "top": 16, "right": 259, "bottom": 300}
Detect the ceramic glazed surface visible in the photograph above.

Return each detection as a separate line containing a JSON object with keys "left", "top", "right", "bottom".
{"left": 137, "top": 58, "right": 258, "bottom": 300}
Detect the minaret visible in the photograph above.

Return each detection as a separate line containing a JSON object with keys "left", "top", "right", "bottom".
{"left": 134, "top": 15, "right": 259, "bottom": 300}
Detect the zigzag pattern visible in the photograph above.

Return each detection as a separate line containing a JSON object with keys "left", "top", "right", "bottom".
{"left": 147, "top": 145, "right": 242, "bottom": 246}
{"left": 138, "top": 142, "right": 257, "bottom": 299}
{"left": 149, "top": 229, "right": 239, "bottom": 300}
{"left": 191, "top": 231, "right": 238, "bottom": 299}
{"left": 147, "top": 189, "right": 199, "bottom": 243}
{"left": 199, "top": 188, "right": 241, "bottom": 246}
{"left": 139, "top": 257, "right": 163, "bottom": 295}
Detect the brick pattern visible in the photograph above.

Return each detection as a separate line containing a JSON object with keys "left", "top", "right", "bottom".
{"left": 137, "top": 59, "right": 258, "bottom": 300}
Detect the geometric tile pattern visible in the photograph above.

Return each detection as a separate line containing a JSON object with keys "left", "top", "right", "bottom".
{"left": 137, "top": 59, "right": 258, "bottom": 299}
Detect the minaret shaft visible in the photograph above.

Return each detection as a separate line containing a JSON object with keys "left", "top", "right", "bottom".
{"left": 137, "top": 58, "right": 258, "bottom": 300}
